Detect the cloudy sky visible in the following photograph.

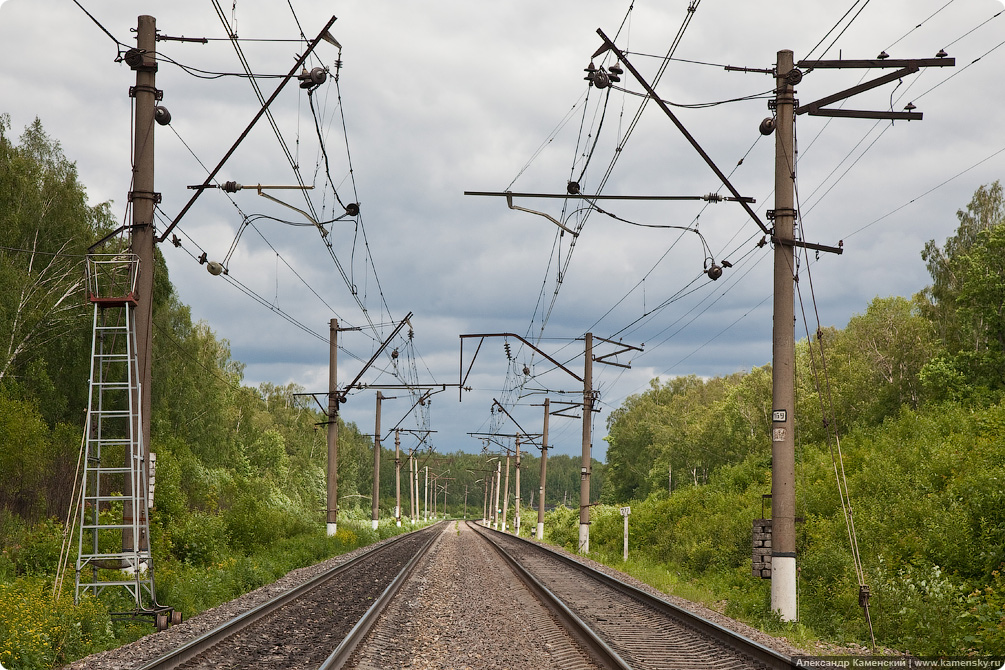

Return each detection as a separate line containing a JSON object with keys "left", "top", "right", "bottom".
{"left": 1, "top": 0, "right": 1003, "bottom": 461}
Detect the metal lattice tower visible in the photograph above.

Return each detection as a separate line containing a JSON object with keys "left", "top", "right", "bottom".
{"left": 75, "top": 253, "right": 160, "bottom": 617}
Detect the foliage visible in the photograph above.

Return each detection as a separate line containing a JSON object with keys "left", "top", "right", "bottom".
{"left": 920, "top": 180, "right": 1005, "bottom": 352}
{"left": 0, "top": 115, "right": 114, "bottom": 422}
{"left": 918, "top": 180, "right": 1005, "bottom": 400}
{"left": 0, "top": 578, "right": 115, "bottom": 669}
{"left": 602, "top": 369, "right": 772, "bottom": 501}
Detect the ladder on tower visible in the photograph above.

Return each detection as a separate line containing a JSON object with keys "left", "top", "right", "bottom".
{"left": 75, "top": 254, "right": 171, "bottom": 625}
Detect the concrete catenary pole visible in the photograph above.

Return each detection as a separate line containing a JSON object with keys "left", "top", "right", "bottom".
{"left": 771, "top": 49, "right": 798, "bottom": 621}
{"left": 579, "top": 333, "right": 594, "bottom": 553}
{"left": 394, "top": 430, "right": 402, "bottom": 527}
{"left": 412, "top": 451, "right": 419, "bottom": 523}
{"left": 482, "top": 476, "right": 490, "bottom": 524}
{"left": 424, "top": 466, "right": 429, "bottom": 522}
{"left": 537, "top": 398, "right": 550, "bottom": 540}
{"left": 408, "top": 450, "right": 415, "bottom": 522}
{"left": 493, "top": 459, "right": 502, "bottom": 529}
{"left": 501, "top": 451, "right": 511, "bottom": 532}
{"left": 371, "top": 392, "right": 383, "bottom": 530}
{"left": 514, "top": 436, "right": 521, "bottom": 535}
{"left": 125, "top": 14, "right": 158, "bottom": 554}
{"left": 327, "top": 319, "right": 339, "bottom": 536}
{"left": 489, "top": 471, "right": 497, "bottom": 527}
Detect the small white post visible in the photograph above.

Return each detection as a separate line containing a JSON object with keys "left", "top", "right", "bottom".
{"left": 620, "top": 506, "right": 631, "bottom": 562}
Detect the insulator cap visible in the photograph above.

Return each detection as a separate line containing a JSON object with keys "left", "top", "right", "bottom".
{"left": 154, "top": 106, "right": 172, "bottom": 126}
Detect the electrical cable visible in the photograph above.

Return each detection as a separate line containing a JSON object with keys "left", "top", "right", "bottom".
{"left": 71, "top": 0, "right": 129, "bottom": 56}
{"left": 791, "top": 144, "right": 877, "bottom": 649}
{"left": 883, "top": 0, "right": 958, "bottom": 52}
{"left": 802, "top": 0, "right": 873, "bottom": 62}
{"left": 610, "top": 84, "right": 775, "bottom": 108}
{"left": 156, "top": 51, "right": 287, "bottom": 80}
{"left": 844, "top": 142, "right": 1005, "bottom": 239}
{"left": 209, "top": 0, "right": 319, "bottom": 224}
{"left": 532, "top": 0, "right": 704, "bottom": 343}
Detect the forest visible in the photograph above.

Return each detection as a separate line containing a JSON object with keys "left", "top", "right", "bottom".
{"left": 1, "top": 113, "right": 1004, "bottom": 666}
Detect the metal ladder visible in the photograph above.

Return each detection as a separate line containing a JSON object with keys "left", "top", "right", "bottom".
{"left": 75, "top": 254, "right": 159, "bottom": 618}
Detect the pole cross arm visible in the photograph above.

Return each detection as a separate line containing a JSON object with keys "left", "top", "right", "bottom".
{"left": 532, "top": 399, "right": 583, "bottom": 420}
{"left": 591, "top": 335, "right": 643, "bottom": 369}
{"left": 293, "top": 391, "right": 331, "bottom": 413}
{"left": 795, "top": 66, "right": 919, "bottom": 118}
{"left": 794, "top": 57, "right": 954, "bottom": 120}
{"left": 466, "top": 191, "right": 754, "bottom": 203}
{"left": 459, "top": 333, "right": 584, "bottom": 403}
{"left": 771, "top": 236, "right": 844, "bottom": 255}
{"left": 797, "top": 57, "right": 956, "bottom": 69}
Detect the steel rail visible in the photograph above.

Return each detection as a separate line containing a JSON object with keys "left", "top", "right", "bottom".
{"left": 473, "top": 522, "right": 798, "bottom": 670}
{"left": 136, "top": 524, "right": 441, "bottom": 670}
{"left": 319, "top": 525, "right": 440, "bottom": 668}
{"left": 470, "top": 521, "right": 631, "bottom": 670}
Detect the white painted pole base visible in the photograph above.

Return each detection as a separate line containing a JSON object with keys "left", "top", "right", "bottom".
{"left": 327, "top": 522, "right": 337, "bottom": 537}
{"left": 371, "top": 520, "right": 379, "bottom": 531}
{"left": 771, "top": 555, "right": 797, "bottom": 621}
{"left": 578, "top": 524, "right": 589, "bottom": 554}
{"left": 536, "top": 522, "right": 544, "bottom": 540}
{"left": 396, "top": 520, "right": 401, "bottom": 527}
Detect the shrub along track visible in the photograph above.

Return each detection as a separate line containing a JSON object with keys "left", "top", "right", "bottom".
{"left": 472, "top": 522, "right": 798, "bottom": 669}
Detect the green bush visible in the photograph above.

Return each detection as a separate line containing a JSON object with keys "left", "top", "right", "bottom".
{"left": 171, "top": 511, "right": 229, "bottom": 567}
{"left": 965, "top": 566, "right": 1005, "bottom": 653}
{"left": 0, "top": 516, "right": 64, "bottom": 578}
{"left": 0, "top": 578, "right": 114, "bottom": 670}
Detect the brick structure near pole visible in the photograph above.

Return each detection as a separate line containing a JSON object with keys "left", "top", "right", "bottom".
{"left": 752, "top": 519, "right": 772, "bottom": 579}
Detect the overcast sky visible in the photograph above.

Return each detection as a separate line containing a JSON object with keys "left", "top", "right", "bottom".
{"left": 1, "top": 0, "right": 1003, "bottom": 462}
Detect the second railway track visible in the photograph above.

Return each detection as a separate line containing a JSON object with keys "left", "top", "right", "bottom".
{"left": 471, "top": 521, "right": 797, "bottom": 670}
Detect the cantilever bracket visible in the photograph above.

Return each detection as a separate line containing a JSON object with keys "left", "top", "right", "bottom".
{"left": 505, "top": 192, "right": 579, "bottom": 236}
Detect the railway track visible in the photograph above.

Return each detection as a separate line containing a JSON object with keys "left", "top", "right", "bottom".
{"left": 470, "top": 521, "right": 798, "bottom": 670}
{"left": 136, "top": 523, "right": 442, "bottom": 670}
{"left": 131, "top": 520, "right": 797, "bottom": 669}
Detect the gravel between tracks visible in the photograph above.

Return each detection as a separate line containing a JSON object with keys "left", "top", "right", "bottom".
{"left": 346, "top": 521, "right": 599, "bottom": 670}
